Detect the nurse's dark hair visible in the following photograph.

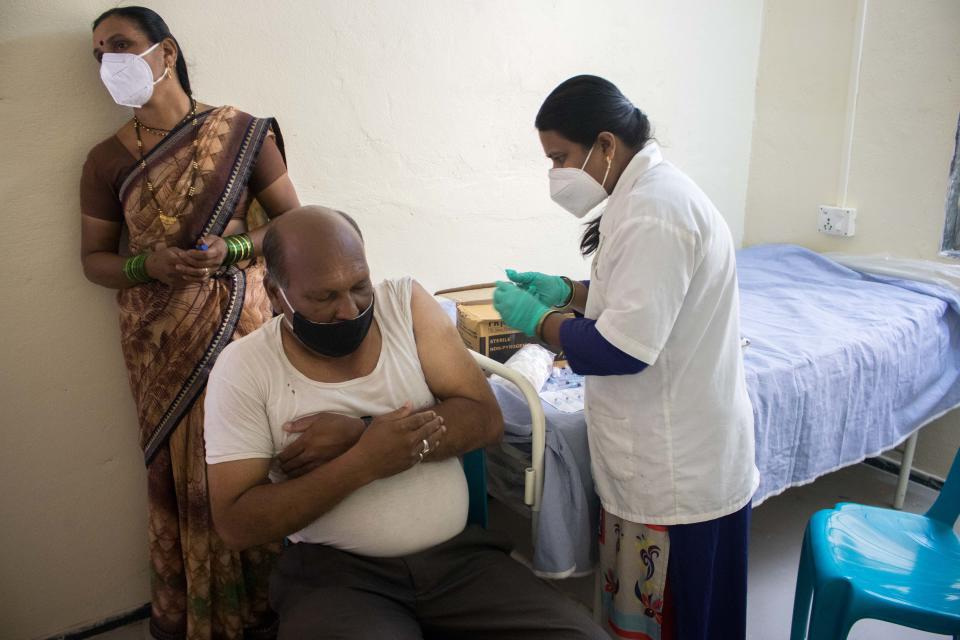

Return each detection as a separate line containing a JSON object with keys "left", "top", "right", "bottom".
{"left": 93, "top": 7, "right": 192, "bottom": 96}
{"left": 535, "top": 75, "right": 651, "bottom": 256}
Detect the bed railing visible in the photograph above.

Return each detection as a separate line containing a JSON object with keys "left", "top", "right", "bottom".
{"left": 469, "top": 350, "right": 547, "bottom": 541}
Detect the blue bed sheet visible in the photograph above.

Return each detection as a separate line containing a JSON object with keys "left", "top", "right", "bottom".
{"left": 488, "top": 244, "right": 960, "bottom": 576}
{"left": 740, "top": 244, "right": 960, "bottom": 503}
{"left": 487, "top": 383, "right": 599, "bottom": 578}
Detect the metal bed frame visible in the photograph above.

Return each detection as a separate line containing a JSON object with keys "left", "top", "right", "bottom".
{"left": 469, "top": 351, "right": 547, "bottom": 540}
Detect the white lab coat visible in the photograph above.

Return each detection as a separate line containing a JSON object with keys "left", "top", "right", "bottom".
{"left": 584, "top": 142, "right": 758, "bottom": 525}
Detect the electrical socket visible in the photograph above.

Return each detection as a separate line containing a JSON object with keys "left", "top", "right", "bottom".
{"left": 818, "top": 206, "right": 856, "bottom": 237}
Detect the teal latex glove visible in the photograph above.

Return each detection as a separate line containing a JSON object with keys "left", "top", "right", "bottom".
{"left": 505, "top": 269, "right": 571, "bottom": 308}
{"left": 492, "top": 281, "right": 551, "bottom": 337}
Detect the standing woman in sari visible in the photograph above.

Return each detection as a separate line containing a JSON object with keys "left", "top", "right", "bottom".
{"left": 80, "top": 7, "right": 300, "bottom": 639}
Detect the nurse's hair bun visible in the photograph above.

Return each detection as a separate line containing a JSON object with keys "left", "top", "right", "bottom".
{"left": 535, "top": 75, "right": 651, "bottom": 150}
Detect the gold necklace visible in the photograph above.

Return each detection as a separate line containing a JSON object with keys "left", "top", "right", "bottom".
{"left": 135, "top": 99, "right": 202, "bottom": 229}
{"left": 133, "top": 101, "right": 196, "bottom": 137}
{"left": 133, "top": 121, "right": 169, "bottom": 137}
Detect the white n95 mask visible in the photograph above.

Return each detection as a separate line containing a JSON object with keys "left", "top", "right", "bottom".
{"left": 548, "top": 143, "right": 611, "bottom": 218}
{"left": 99, "top": 42, "right": 168, "bottom": 108}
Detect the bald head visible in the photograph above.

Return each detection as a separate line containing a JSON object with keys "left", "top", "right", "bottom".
{"left": 263, "top": 205, "right": 365, "bottom": 290}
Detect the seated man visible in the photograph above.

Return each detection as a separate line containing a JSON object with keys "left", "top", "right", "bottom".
{"left": 204, "top": 206, "right": 604, "bottom": 639}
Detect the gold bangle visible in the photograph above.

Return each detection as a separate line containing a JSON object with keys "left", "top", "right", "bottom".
{"left": 555, "top": 276, "right": 576, "bottom": 309}
{"left": 536, "top": 310, "right": 560, "bottom": 341}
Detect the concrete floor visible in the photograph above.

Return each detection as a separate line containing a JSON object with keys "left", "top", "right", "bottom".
{"left": 93, "top": 463, "right": 951, "bottom": 639}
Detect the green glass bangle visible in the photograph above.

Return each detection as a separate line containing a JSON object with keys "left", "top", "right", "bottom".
{"left": 122, "top": 253, "right": 152, "bottom": 284}
{"left": 223, "top": 234, "right": 254, "bottom": 266}
{"left": 224, "top": 237, "right": 236, "bottom": 265}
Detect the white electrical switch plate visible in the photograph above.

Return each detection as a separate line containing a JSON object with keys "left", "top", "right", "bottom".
{"left": 818, "top": 206, "right": 857, "bottom": 237}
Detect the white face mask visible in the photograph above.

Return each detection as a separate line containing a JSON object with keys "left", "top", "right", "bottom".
{"left": 99, "top": 42, "right": 168, "bottom": 108}
{"left": 548, "top": 143, "right": 612, "bottom": 218}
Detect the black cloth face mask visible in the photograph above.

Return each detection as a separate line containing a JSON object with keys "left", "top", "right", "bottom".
{"left": 278, "top": 287, "right": 375, "bottom": 358}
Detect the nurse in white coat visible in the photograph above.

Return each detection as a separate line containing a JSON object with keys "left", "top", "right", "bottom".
{"left": 493, "top": 75, "right": 759, "bottom": 640}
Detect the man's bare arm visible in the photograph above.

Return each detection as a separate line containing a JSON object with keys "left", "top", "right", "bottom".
{"left": 208, "top": 451, "right": 369, "bottom": 550}
{"left": 410, "top": 281, "right": 503, "bottom": 461}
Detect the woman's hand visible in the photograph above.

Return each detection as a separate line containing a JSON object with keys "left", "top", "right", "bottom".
{"left": 178, "top": 235, "right": 228, "bottom": 277}
{"left": 493, "top": 281, "right": 551, "bottom": 337}
{"left": 505, "top": 269, "right": 572, "bottom": 308}
{"left": 145, "top": 245, "right": 199, "bottom": 286}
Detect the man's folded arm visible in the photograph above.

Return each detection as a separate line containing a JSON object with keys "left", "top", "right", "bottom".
{"left": 207, "top": 453, "right": 371, "bottom": 551}
{"left": 410, "top": 280, "right": 504, "bottom": 461}
{"left": 205, "top": 371, "right": 445, "bottom": 551}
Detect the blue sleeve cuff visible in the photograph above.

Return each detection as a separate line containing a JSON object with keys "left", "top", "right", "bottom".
{"left": 559, "top": 317, "right": 648, "bottom": 376}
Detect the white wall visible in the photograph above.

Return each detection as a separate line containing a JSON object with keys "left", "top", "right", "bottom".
{"left": 744, "top": 0, "right": 960, "bottom": 479}
{"left": 0, "top": 1, "right": 763, "bottom": 636}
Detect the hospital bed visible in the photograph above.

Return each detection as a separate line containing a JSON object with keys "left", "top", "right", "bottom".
{"left": 474, "top": 244, "right": 960, "bottom": 579}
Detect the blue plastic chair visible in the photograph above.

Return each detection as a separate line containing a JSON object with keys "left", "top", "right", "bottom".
{"left": 790, "top": 447, "right": 960, "bottom": 639}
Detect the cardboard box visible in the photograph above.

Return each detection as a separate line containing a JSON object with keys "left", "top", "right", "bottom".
{"left": 435, "top": 284, "right": 528, "bottom": 363}
{"left": 436, "top": 283, "right": 565, "bottom": 364}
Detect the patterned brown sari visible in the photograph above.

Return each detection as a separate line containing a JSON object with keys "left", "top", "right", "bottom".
{"left": 116, "top": 106, "right": 280, "bottom": 640}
